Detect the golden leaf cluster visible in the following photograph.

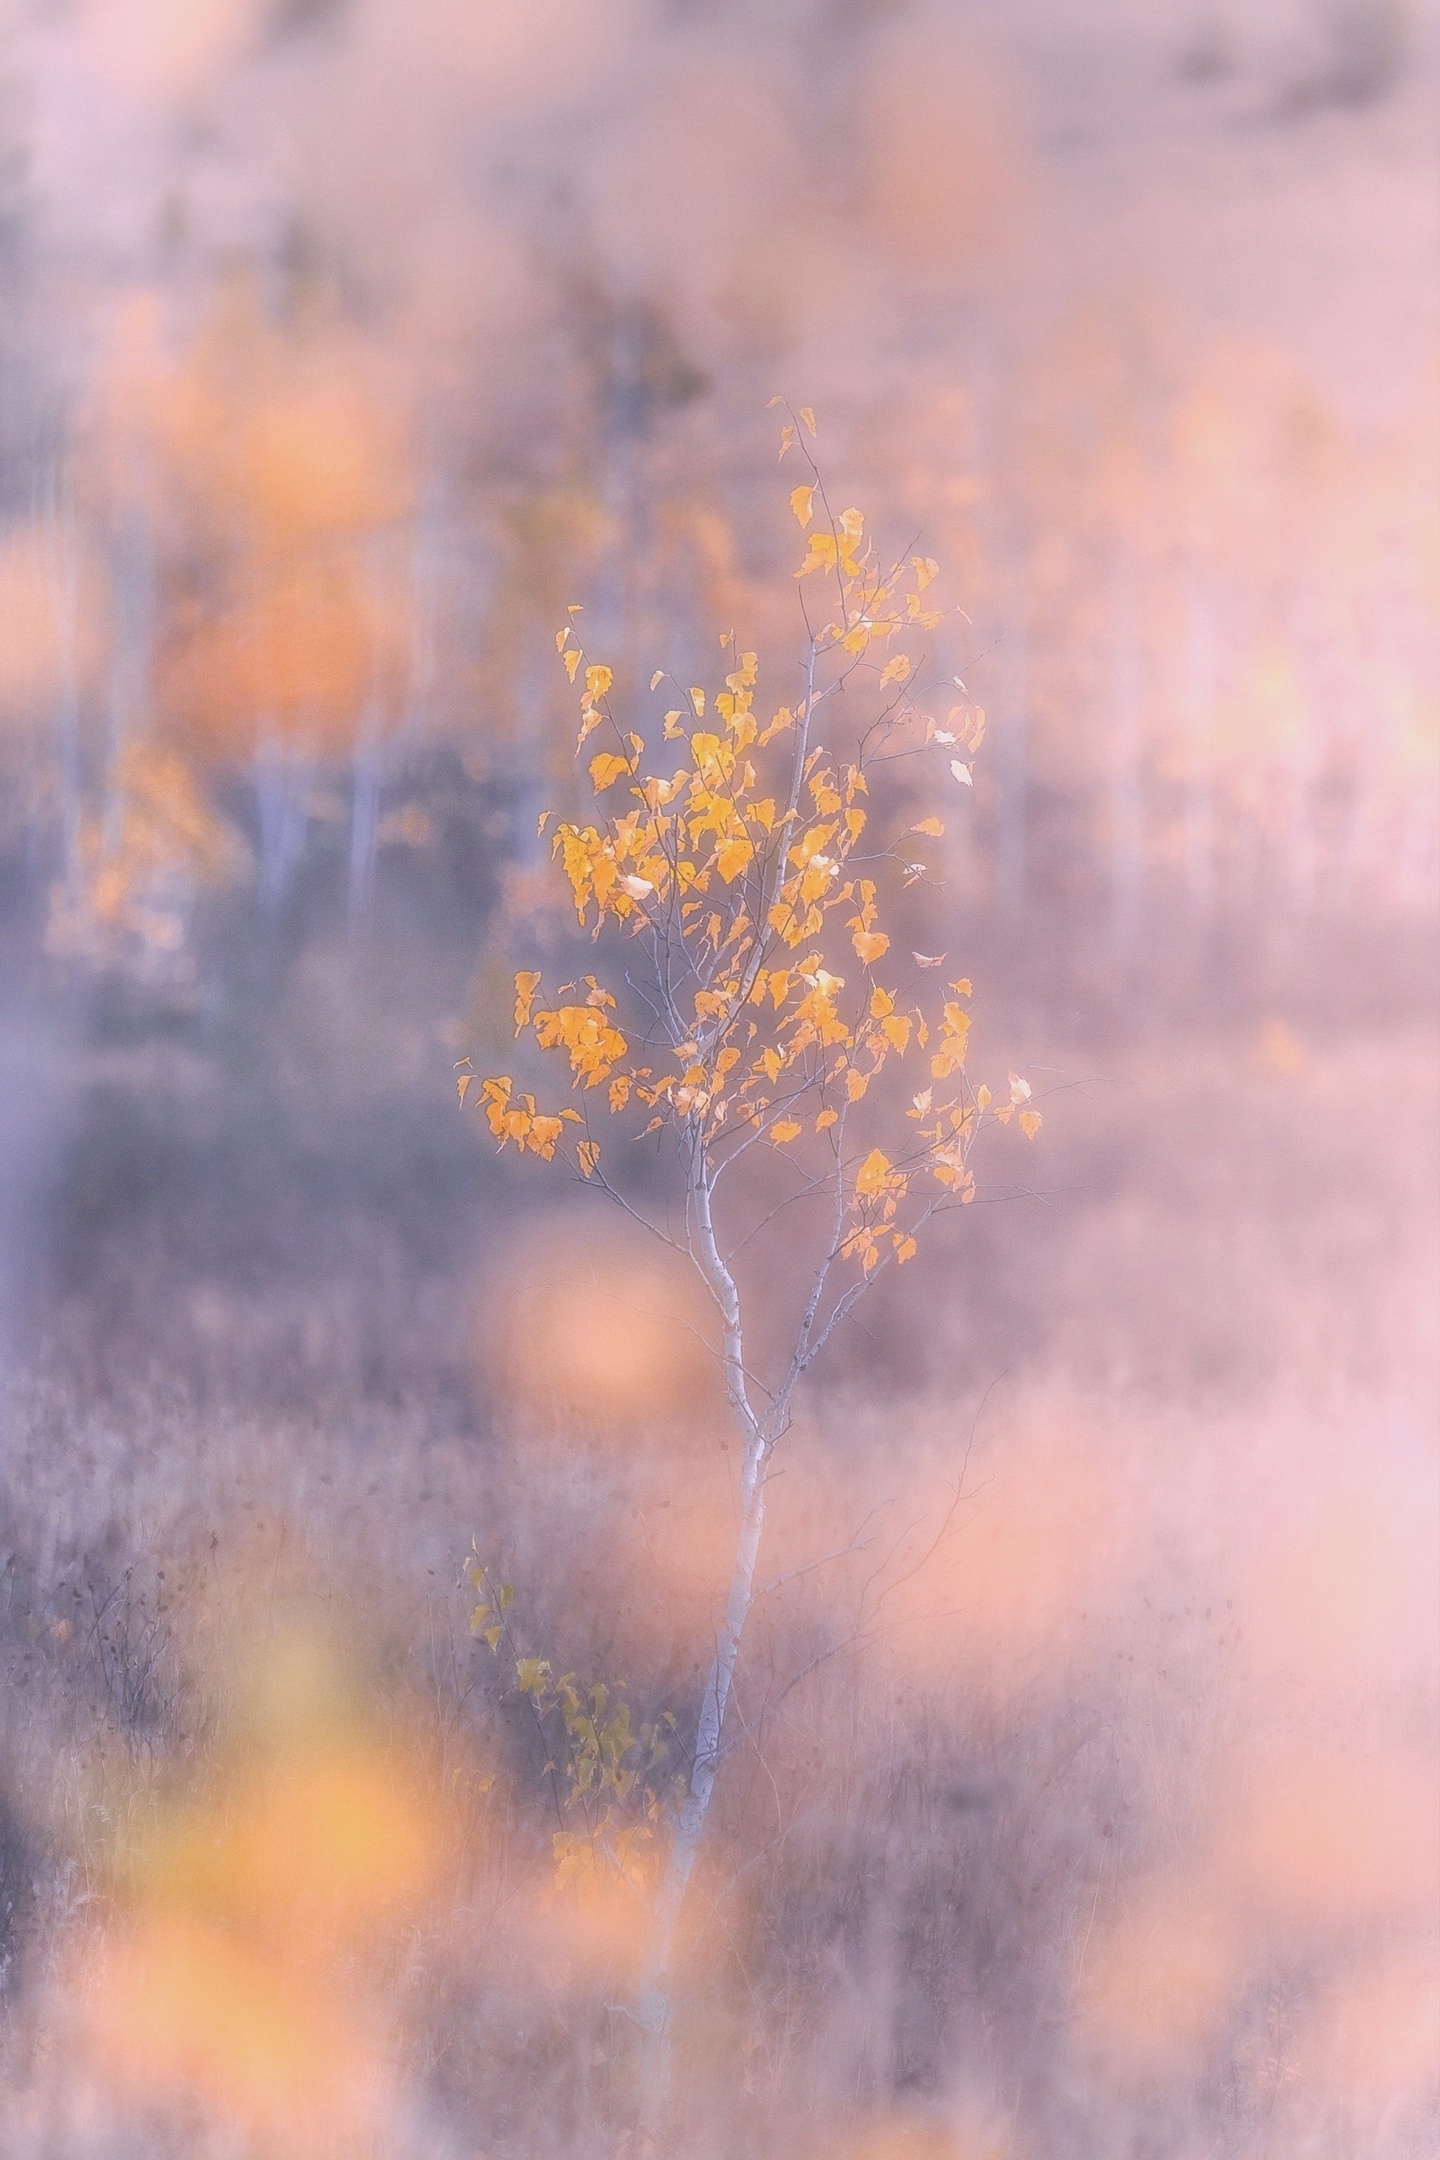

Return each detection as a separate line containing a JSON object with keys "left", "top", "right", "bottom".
{"left": 461, "top": 435, "right": 1039, "bottom": 1280}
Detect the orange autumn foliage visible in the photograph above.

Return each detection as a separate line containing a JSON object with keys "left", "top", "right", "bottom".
{"left": 461, "top": 419, "right": 1038, "bottom": 1286}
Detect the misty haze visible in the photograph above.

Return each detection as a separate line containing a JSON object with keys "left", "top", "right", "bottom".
{"left": 0, "top": 3, "right": 1435, "bottom": 2156}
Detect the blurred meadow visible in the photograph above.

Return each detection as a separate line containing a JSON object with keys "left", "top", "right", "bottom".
{"left": 0, "top": 2, "right": 1436, "bottom": 2155}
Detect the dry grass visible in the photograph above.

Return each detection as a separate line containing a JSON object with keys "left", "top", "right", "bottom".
{"left": 0, "top": 1006, "right": 1432, "bottom": 2157}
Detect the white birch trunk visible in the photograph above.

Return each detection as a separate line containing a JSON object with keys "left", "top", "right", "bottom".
{"left": 635, "top": 1147, "right": 773, "bottom": 2130}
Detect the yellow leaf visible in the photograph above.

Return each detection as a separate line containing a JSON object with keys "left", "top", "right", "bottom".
{"left": 796, "top": 532, "right": 838, "bottom": 580}
{"left": 716, "top": 835, "right": 755, "bottom": 883}
{"left": 943, "top": 701, "right": 988, "bottom": 752}
{"left": 563, "top": 648, "right": 581, "bottom": 682}
{"left": 690, "top": 688, "right": 705, "bottom": 718}
{"left": 911, "top": 817, "right": 945, "bottom": 838}
{"left": 846, "top": 1069, "right": 868, "bottom": 1102}
{"left": 879, "top": 653, "right": 912, "bottom": 688}
{"left": 585, "top": 665, "right": 613, "bottom": 698}
{"left": 815, "top": 1107, "right": 838, "bottom": 1131}
{"left": 533, "top": 1001, "right": 629, "bottom": 1085}
{"left": 513, "top": 971, "right": 542, "bottom": 1030}
{"left": 854, "top": 1148, "right": 893, "bottom": 1197}
{"left": 649, "top": 669, "right": 665, "bottom": 691}
{"left": 609, "top": 1074, "right": 631, "bottom": 1113}
{"left": 528, "top": 1113, "right": 562, "bottom": 1158}
{"left": 799, "top": 405, "right": 817, "bottom": 437}
{"left": 928, "top": 1001, "right": 971, "bottom": 1079}
{"left": 1019, "top": 1109, "right": 1042, "bottom": 1139}
{"left": 663, "top": 710, "right": 685, "bottom": 739}
{"left": 589, "top": 752, "right": 631, "bottom": 792}
{"left": 778, "top": 423, "right": 796, "bottom": 459}
{"left": 555, "top": 627, "right": 571, "bottom": 653}
{"left": 881, "top": 1014, "right": 911, "bottom": 1053}
{"left": 577, "top": 1139, "right": 601, "bottom": 1178}
{"left": 894, "top": 1235, "right": 917, "bottom": 1264}
{"left": 769, "top": 1119, "right": 802, "bottom": 1144}
{"left": 911, "top": 556, "right": 939, "bottom": 590}
{"left": 852, "top": 930, "right": 890, "bottom": 964}
{"left": 790, "top": 484, "right": 815, "bottom": 528}
{"left": 537, "top": 809, "right": 553, "bottom": 836}
{"left": 478, "top": 1076, "right": 510, "bottom": 1140}
{"left": 456, "top": 1073, "right": 472, "bottom": 1106}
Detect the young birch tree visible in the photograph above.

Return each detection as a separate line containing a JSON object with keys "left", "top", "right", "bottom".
{"left": 458, "top": 411, "right": 1039, "bottom": 2106}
